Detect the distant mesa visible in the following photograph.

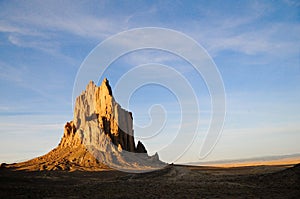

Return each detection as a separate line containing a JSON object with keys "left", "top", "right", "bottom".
{"left": 3, "top": 78, "right": 165, "bottom": 172}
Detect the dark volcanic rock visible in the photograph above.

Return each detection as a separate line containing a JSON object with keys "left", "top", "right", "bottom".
{"left": 136, "top": 141, "right": 147, "bottom": 153}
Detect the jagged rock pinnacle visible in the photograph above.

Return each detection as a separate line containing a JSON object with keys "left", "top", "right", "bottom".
{"left": 5, "top": 78, "right": 162, "bottom": 171}
{"left": 73, "top": 78, "right": 145, "bottom": 153}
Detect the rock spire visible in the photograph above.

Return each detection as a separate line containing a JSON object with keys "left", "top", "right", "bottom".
{"left": 3, "top": 78, "right": 163, "bottom": 171}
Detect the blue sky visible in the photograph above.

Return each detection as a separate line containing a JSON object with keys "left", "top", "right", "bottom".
{"left": 0, "top": 0, "right": 299, "bottom": 164}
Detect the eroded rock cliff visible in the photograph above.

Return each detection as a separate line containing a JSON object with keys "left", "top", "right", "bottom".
{"left": 4, "top": 78, "right": 163, "bottom": 172}
{"left": 73, "top": 79, "right": 143, "bottom": 153}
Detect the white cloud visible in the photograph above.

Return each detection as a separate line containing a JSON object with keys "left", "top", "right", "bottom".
{"left": 7, "top": 34, "right": 60, "bottom": 52}
{"left": 0, "top": 1, "right": 126, "bottom": 40}
{"left": 203, "top": 23, "right": 300, "bottom": 56}
{"left": 1, "top": 0, "right": 298, "bottom": 61}
{"left": 184, "top": 1, "right": 300, "bottom": 58}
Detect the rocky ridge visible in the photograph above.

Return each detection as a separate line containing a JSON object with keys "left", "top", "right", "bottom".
{"left": 4, "top": 78, "right": 164, "bottom": 172}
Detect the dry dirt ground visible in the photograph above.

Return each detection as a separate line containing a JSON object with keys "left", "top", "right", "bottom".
{"left": 0, "top": 164, "right": 299, "bottom": 198}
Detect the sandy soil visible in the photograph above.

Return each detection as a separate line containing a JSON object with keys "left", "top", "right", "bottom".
{"left": 0, "top": 164, "right": 299, "bottom": 198}
{"left": 203, "top": 157, "right": 300, "bottom": 168}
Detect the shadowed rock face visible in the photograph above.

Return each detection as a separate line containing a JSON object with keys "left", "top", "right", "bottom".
{"left": 4, "top": 78, "right": 163, "bottom": 171}
{"left": 136, "top": 141, "right": 147, "bottom": 153}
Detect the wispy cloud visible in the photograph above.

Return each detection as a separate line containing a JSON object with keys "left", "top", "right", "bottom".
{"left": 2, "top": 0, "right": 298, "bottom": 62}
{"left": 202, "top": 23, "right": 300, "bottom": 56}
{"left": 0, "top": 122, "right": 63, "bottom": 134}
{"left": 0, "top": 1, "right": 127, "bottom": 40}
{"left": 283, "top": 0, "right": 300, "bottom": 6}
{"left": 0, "top": 0, "right": 299, "bottom": 163}
{"left": 7, "top": 34, "right": 59, "bottom": 52}
{"left": 0, "top": 61, "right": 26, "bottom": 83}
{"left": 183, "top": 1, "right": 300, "bottom": 58}
{"left": 122, "top": 50, "right": 182, "bottom": 66}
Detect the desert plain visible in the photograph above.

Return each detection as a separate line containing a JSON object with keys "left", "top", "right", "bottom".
{"left": 1, "top": 161, "right": 299, "bottom": 198}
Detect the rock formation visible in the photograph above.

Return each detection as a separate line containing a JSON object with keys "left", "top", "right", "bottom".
{"left": 72, "top": 79, "right": 146, "bottom": 154}
{"left": 4, "top": 78, "right": 164, "bottom": 172}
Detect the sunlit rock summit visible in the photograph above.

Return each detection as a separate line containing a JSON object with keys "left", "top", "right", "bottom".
{"left": 6, "top": 78, "right": 164, "bottom": 172}
{"left": 71, "top": 78, "right": 140, "bottom": 153}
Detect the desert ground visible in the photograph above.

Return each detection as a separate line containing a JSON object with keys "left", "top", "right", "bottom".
{"left": 1, "top": 163, "right": 299, "bottom": 198}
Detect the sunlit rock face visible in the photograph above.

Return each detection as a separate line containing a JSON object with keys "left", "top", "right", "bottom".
{"left": 60, "top": 78, "right": 164, "bottom": 171}
{"left": 6, "top": 78, "right": 164, "bottom": 172}
{"left": 73, "top": 79, "right": 139, "bottom": 153}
